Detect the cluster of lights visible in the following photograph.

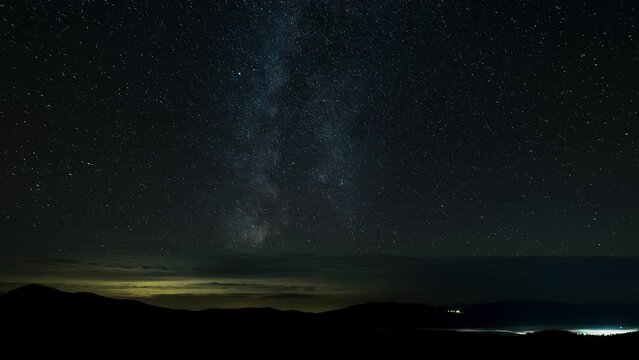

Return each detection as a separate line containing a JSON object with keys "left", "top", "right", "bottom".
{"left": 568, "top": 328, "right": 637, "bottom": 336}
{"left": 454, "top": 327, "right": 638, "bottom": 336}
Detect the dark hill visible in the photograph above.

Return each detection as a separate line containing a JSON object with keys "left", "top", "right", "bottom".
{"left": 4, "top": 284, "right": 639, "bottom": 329}
{"left": 320, "top": 301, "right": 461, "bottom": 328}
{"left": 2, "top": 285, "right": 639, "bottom": 359}
{"left": 462, "top": 301, "right": 639, "bottom": 327}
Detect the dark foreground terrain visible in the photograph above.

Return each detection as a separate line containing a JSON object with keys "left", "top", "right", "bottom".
{"left": 1, "top": 285, "right": 638, "bottom": 359}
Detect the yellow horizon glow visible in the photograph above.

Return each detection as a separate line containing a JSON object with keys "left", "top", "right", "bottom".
{"left": 0, "top": 275, "right": 359, "bottom": 312}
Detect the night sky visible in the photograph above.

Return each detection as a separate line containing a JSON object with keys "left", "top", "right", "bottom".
{"left": 1, "top": 1, "right": 638, "bottom": 310}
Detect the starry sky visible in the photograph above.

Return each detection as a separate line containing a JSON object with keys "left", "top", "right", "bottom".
{"left": 1, "top": 1, "right": 638, "bottom": 310}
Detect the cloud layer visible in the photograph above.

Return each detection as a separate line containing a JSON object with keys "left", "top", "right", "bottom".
{"left": 2, "top": 254, "right": 639, "bottom": 311}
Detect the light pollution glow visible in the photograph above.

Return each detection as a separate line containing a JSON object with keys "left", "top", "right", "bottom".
{"left": 568, "top": 328, "right": 638, "bottom": 336}
{"left": 4, "top": 255, "right": 639, "bottom": 312}
{"left": 0, "top": 276, "right": 353, "bottom": 312}
{"left": 457, "top": 328, "right": 638, "bottom": 336}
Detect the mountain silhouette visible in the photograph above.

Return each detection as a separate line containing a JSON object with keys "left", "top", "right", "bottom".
{"left": 2, "top": 284, "right": 639, "bottom": 358}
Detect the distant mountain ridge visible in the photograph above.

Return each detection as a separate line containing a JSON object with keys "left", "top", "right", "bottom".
{"left": 3, "top": 284, "right": 639, "bottom": 329}
{"left": 3, "top": 285, "right": 639, "bottom": 358}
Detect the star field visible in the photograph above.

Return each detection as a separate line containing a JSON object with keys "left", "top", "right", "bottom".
{"left": 2, "top": 0, "right": 638, "bottom": 262}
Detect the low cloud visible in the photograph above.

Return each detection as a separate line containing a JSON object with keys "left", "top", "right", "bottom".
{"left": 3, "top": 255, "right": 639, "bottom": 311}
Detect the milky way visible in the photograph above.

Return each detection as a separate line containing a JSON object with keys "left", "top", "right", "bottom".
{"left": 221, "top": 1, "right": 370, "bottom": 250}
{"left": 222, "top": 3, "right": 303, "bottom": 247}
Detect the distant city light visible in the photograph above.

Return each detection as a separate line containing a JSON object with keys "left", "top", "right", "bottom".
{"left": 452, "top": 327, "right": 638, "bottom": 336}
{"left": 568, "top": 328, "right": 638, "bottom": 336}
